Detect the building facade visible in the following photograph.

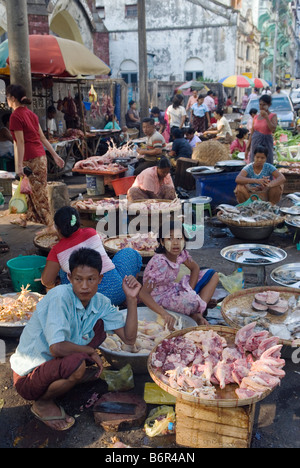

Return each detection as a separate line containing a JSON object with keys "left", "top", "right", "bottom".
{"left": 96, "top": 0, "right": 260, "bottom": 85}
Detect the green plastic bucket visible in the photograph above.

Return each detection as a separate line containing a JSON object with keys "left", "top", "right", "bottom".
{"left": 7, "top": 255, "right": 46, "bottom": 293}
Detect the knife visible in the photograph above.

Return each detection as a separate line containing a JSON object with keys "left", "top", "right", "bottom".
{"left": 93, "top": 401, "right": 137, "bottom": 414}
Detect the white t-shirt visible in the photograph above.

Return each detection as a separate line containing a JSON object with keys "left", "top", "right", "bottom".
{"left": 47, "top": 118, "right": 57, "bottom": 135}
{"left": 217, "top": 116, "right": 232, "bottom": 138}
{"left": 167, "top": 105, "right": 187, "bottom": 128}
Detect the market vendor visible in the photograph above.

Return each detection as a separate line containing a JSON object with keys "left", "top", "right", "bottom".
{"left": 234, "top": 145, "right": 286, "bottom": 205}
{"left": 128, "top": 157, "right": 176, "bottom": 202}
{"left": 10, "top": 247, "right": 141, "bottom": 432}
{"left": 46, "top": 106, "right": 57, "bottom": 137}
{"left": 134, "top": 118, "right": 166, "bottom": 175}
{"left": 230, "top": 128, "right": 249, "bottom": 155}
{"left": 41, "top": 206, "right": 142, "bottom": 306}
{"left": 168, "top": 128, "right": 193, "bottom": 161}
{"left": 202, "top": 108, "right": 233, "bottom": 143}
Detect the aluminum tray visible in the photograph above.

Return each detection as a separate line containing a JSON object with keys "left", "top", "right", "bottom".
{"left": 280, "top": 206, "right": 300, "bottom": 216}
{"left": 271, "top": 263, "right": 300, "bottom": 288}
{"left": 221, "top": 243, "right": 287, "bottom": 266}
{"left": 0, "top": 292, "right": 43, "bottom": 337}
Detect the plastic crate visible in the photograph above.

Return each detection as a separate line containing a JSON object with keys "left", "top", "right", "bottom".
{"left": 193, "top": 171, "right": 239, "bottom": 207}
{"left": 111, "top": 176, "right": 136, "bottom": 196}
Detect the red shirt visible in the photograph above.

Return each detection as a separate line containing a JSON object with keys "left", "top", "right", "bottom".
{"left": 9, "top": 107, "right": 45, "bottom": 161}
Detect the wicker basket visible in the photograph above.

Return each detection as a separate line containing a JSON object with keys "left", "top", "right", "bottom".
{"left": 192, "top": 140, "right": 230, "bottom": 165}
{"left": 148, "top": 325, "right": 273, "bottom": 408}
{"left": 103, "top": 234, "right": 157, "bottom": 257}
{"left": 217, "top": 211, "right": 285, "bottom": 228}
{"left": 221, "top": 286, "right": 300, "bottom": 346}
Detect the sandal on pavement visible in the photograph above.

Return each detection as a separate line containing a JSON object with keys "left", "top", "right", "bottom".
{"left": 31, "top": 405, "right": 75, "bottom": 431}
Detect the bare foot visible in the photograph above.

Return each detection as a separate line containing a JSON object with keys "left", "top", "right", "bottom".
{"left": 31, "top": 401, "right": 75, "bottom": 431}
{"left": 10, "top": 217, "right": 27, "bottom": 228}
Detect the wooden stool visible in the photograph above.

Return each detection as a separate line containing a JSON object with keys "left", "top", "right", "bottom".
{"left": 176, "top": 399, "right": 256, "bottom": 448}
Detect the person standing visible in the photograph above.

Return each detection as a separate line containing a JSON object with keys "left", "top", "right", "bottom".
{"left": 191, "top": 95, "right": 211, "bottom": 133}
{"left": 166, "top": 95, "right": 187, "bottom": 141}
{"left": 241, "top": 93, "right": 249, "bottom": 111}
{"left": 245, "top": 94, "right": 277, "bottom": 164}
{"left": 204, "top": 90, "right": 216, "bottom": 115}
{"left": 7, "top": 84, "right": 64, "bottom": 232}
{"left": 125, "top": 100, "right": 141, "bottom": 132}
{"left": 186, "top": 90, "right": 198, "bottom": 124}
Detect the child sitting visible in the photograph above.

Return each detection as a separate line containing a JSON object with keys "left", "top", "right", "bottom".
{"left": 139, "top": 222, "right": 219, "bottom": 329}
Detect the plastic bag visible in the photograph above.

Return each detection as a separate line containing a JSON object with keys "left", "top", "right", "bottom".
{"left": 100, "top": 363, "right": 134, "bottom": 392}
{"left": 144, "top": 383, "right": 176, "bottom": 405}
{"left": 20, "top": 175, "right": 32, "bottom": 194}
{"left": 218, "top": 268, "right": 244, "bottom": 294}
{"left": 144, "top": 406, "right": 176, "bottom": 437}
{"left": 9, "top": 180, "right": 27, "bottom": 214}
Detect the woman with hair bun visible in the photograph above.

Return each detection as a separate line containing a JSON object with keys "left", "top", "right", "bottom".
{"left": 6, "top": 84, "right": 64, "bottom": 233}
{"left": 41, "top": 206, "right": 142, "bottom": 305}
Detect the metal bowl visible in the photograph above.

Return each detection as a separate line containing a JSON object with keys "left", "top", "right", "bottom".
{"left": 271, "top": 263, "right": 300, "bottom": 288}
{"left": 0, "top": 292, "right": 44, "bottom": 337}
{"left": 228, "top": 224, "right": 275, "bottom": 241}
{"left": 99, "top": 307, "right": 197, "bottom": 374}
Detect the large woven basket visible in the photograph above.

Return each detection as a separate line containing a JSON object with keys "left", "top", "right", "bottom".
{"left": 148, "top": 325, "right": 274, "bottom": 408}
{"left": 221, "top": 286, "right": 300, "bottom": 346}
{"left": 192, "top": 140, "right": 230, "bottom": 165}
{"left": 217, "top": 211, "right": 285, "bottom": 228}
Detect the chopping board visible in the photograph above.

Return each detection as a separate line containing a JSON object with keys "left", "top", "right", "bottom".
{"left": 93, "top": 392, "right": 147, "bottom": 431}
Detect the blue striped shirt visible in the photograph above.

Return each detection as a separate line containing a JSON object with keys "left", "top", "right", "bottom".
{"left": 10, "top": 284, "right": 125, "bottom": 376}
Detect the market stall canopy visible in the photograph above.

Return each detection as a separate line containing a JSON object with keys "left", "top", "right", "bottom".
{"left": 252, "top": 78, "right": 271, "bottom": 89}
{"left": 0, "top": 35, "right": 110, "bottom": 77}
{"left": 177, "top": 80, "right": 209, "bottom": 91}
{"left": 219, "top": 75, "right": 254, "bottom": 88}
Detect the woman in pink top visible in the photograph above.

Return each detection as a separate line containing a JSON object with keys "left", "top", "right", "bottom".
{"left": 127, "top": 158, "right": 176, "bottom": 202}
{"left": 246, "top": 95, "right": 277, "bottom": 164}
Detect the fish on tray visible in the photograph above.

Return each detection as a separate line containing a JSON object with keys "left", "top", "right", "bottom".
{"left": 249, "top": 248, "right": 281, "bottom": 259}
{"left": 243, "top": 258, "right": 272, "bottom": 264}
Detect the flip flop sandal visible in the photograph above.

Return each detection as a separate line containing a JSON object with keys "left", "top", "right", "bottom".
{"left": 0, "top": 241, "right": 10, "bottom": 253}
{"left": 31, "top": 405, "right": 75, "bottom": 431}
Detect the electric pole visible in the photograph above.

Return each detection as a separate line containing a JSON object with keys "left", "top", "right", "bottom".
{"left": 272, "top": 0, "right": 279, "bottom": 90}
{"left": 6, "top": 0, "right": 32, "bottom": 103}
{"left": 138, "top": 0, "right": 148, "bottom": 125}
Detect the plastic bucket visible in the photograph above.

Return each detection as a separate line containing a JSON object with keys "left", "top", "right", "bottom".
{"left": 111, "top": 176, "right": 136, "bottom": 196}
{"left": 7, "top": 255, "right": 46, "bottom": 293}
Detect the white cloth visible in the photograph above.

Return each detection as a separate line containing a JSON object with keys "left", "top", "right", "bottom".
{"left": 217, "top": 116, "right": 232, "bottom": 138}
{"left": 47, "top": 118, "right": 57, "bottom": 135}
{"left": 166, "top": 105, "right": 186, "bottom": 128}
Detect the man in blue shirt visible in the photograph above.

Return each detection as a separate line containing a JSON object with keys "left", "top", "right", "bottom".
{"left": 10, "top": 247, "right": 141, "bottom": 431}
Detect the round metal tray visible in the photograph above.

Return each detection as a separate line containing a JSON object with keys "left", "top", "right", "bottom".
{"left": 271, "top": 263, "right": 300, "bottom": 288}
{"left": 221, "top": 243, "right": 287, "bottom": 266}
{"left": 0, "top": 292, "right": 43, "bottom": 337}
{"left": 99, "top": 307, "right": 196, "bottom": 374}
{"left": 280, "top": 206, "right": 300, "bottom": 216}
